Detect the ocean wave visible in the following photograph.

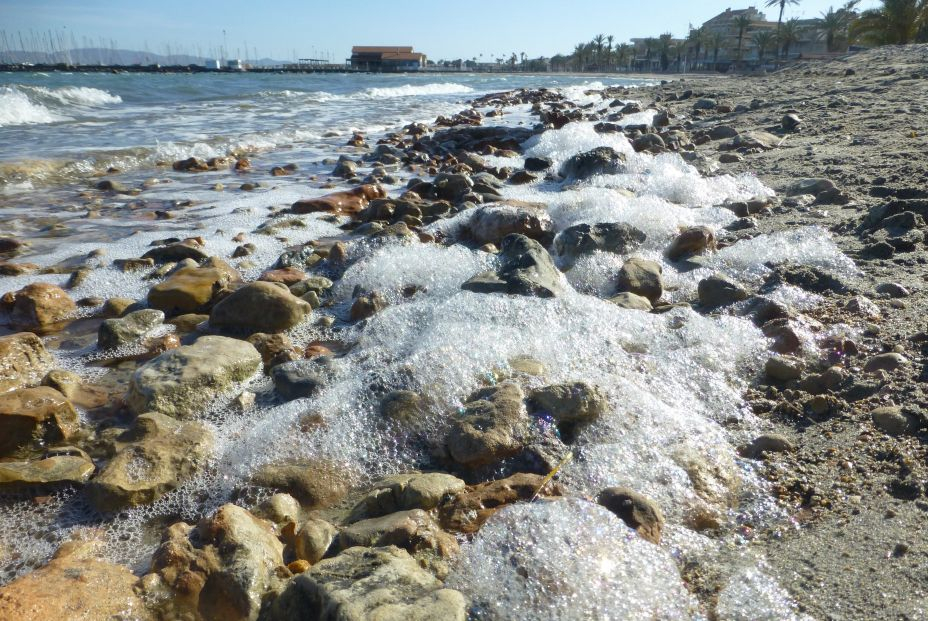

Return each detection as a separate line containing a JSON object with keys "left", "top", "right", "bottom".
{"left": 0, "top": 85, "right": 121, "bottom": 128}
{"left": 37, "top": 85, "right": 123, "bottom": 106}
{"left": 361, "top": 83, "right": 474, "bottom": 98}
{"left": 0, "top": 87, "right": 70, "bottom": 127}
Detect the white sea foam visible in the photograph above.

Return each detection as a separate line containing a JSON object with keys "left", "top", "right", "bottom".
{"left": 361, "top": 83, "right": 474, "bottom": 98}
{"left": 0, "top": 86, "right": 69, "bottom": 127}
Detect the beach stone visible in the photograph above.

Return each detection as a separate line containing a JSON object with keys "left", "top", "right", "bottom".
{"left": 0, "top": 539, "right": 152, "bottom": 621}
{"left": 272, "top": 357, "right": 333, "bottom": 401}
{"left": 782, "top": 113, "right": 802, "bottom": 131}
{"left": 694, "top": 98, "right": 717, "bottom": 110}
{"left": 380, "top": 390, "right": 428, "bottom": 425}
{"left": 331, "top": 156, "right": 357, "bottom": 178}
{"left": 142, "top": 241, "right": 209, "bottom": 263}
{"left": 554, "top": 222, "right": 646, "bottom": 260}
{"left": 0, "top": 236, "right": 25, "bottom": 255}
{"left": 87, "top": 412, "right": 213, "bottom": 512}
{"left": 616, "top": 257, "right": 663, "bottom": 303}
{"left": 466, "top": 204, "right": 554, "bottom": 245}
{"left": 744, "top": 434, "right": 794, "bottom": 458}
{"left": 348, "top": 473, "right": 467, "bottom": 522}
{"left": 0, "top": 454, "right": 95, "bottom": 490}
{"left": 788, "top": 178, "right": 836, "bottom": 197}
{"left": 0, "top": 332, "right": 54, "bottom": 393}
{"left": 146, "top": 504, "right": 284, "bottom": 621}
{"left": 97, "top": 308, "right": 165, "bottom": 350}
{"left": 607, "top": 292, "right": 653, "bottom": 311}
{"left": 871, "top": 406, "right": 910, "bottom": 436}
{"left": 433, "top": 172, "right": 474, "bottom": 201}
{"left": 560, "top": 146, "right": 626, "bottom": 180}
{"left": 462, "top": 234, "right": 564, "bottom": 298}
{"left": 765, "top": 355, "right": 804, "bottom": 382}
{"left": 148, "top": 266, "right": 236, "bottom": 315}
{"left": 293, "top": 517, "right": 338, "bottom": 564}
{"left": 338, "top": 509, "right": 458, "bottom": 557}
{"left": 667, "top": 226, "right": 716, "bottom": 261}
{"left": 528, "top": 381, "right": 609, "bottom": 425}
{"left": 633, "top": 133, "right": 665, "bottom": 152}
{"left": 596, "top": 486, "right": 665, "bottom": 544}
{"left": 211, "top": 281, "right": 311, "bottom": 334}
{"left": 709, "top": 125, "right": 739, "bottom": 140}
{"left": 697, "top": 274, "right": 749, "bottom": 307}
{"left": 446, "top": 382, "right": 528, "bottom": 468}
{"left": 349, "top": 291, "right": 387, "bottom": 321}
{"left": 252, "top": 459, "right": 349, "bottom": 509}
{"left": 255, "top": 493, "right": 302, "bottom": 525}
{"left": 439, "top": 473, "right": 562, "bottom": 534}
{"left": 127, "top": 335, "right": 261, "bottom": 417}
{"left": 290, "top": 184, "right": 385, "bottom": 216}
{"left": 101, "top": 297, "right": 135, "bottom": 317}
{"left": 864, "top": 352, "right": 908, "bottom": 373}
{"left": 259, "top": 267, "right": 306, "bottom": 286}
{"left": 167, "top": 313, "right": 208, "bottom": 332}
{"left": 0, "top": 387, "right": 79, "bottom": 457}
{"left": 248, "top": 332, "right": 298, "bottom": 368}
{"left": 7, "top": 283, "right": 76, "bottom": 331}
{"left": 524, "top": 156, "right": 552, "bottom": 171}
{"left": 725, "top": 131, "right": 779, "bottom": 151}
{"left": 264, "top": 546, "right": 466, "bottom": 621}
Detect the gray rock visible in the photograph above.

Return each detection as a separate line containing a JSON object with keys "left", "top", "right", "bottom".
{"left": 781, "top": 113, "right": 802, "bottom": 131}
{"left": 142, "top": 241, "right": 209, "bottom": 263}
{"left": 723, "top": 131, "right": 780, "bottom": 151}
{"left": 338, "top": 509, "right": 458, "bottom": 557}
{"left": 554, "top": 222, "right": 646, "bottom": 261}
{"left": 607, "top": 292, "right": 653, "bottom": 311}
{"left": 446, "top": 381, "right": 528, "bottom": 468}
{"left": 348, "top": 473, "right": 466, "bottom": 522}
{"left": 211, "top": 282, "right": 312, "bottom": 334}
{"left": 596, "top": 486, "right": 665, "bottom": 544}
{"left": 875, "top": 283, "right": 910, "bottom": 298}
{"left": 87, "top": 412, "right": 212, "bottom": 511}
{"left": 744, "top": 433, "right": 794, "bottom": 458}
{"left": 331, "top": 156, "right": 357, "bottom": 178}
{"left": 697, "top": 275, "right": 749, "bottom": 308}
{"left": 871, "top": 406, "right": 910, "bottom": 436}
{"left": 462, "top": 234, "right": 564, "bottom": 298}
{"left": 616, "top": 257, "right": 663, "bottom": 303}
{"left": 528, "top": 382, "right": 609, "bottom": 424}
{"left": 693, "top": 98, "right": 718, "bottom": 110}
{"left": 97, "top": 309, "right": 165, "bottom": 350}
{"left": 632, "top": 133, "right": 665, "bottom": 152}
{"left": 0, "top": 454, "right": 95, "bottom": 490}
{"left": 864, "top": 353, "right": 908, "bottom": 373}
{"left": 709, "top": 125, "right": 739, "bottom": 140}
{"left": 788, "top": 178, "right": 836, "bottom": 197}
{"left": 467, "top": 205, "right": 554, "bottom": 245}
{"left": 524, "top": 157, "right": 552, "bottom": 171}
{"left": 666, "top": 226, "right": 716, "bottom": 261}
{"left": 272, "top": 358, "right": 334, "bottom": 401}
{"left": 127, "top": 335, "right": 262, "bottom": 417}
{"left": 264, "top": 546, "right": 466, "bottom": 621}
{"left": 765, "top": 356, "right": 804, "bottom": 382}
{"left": 433, "top": 172, "right": 473, "bottom": 202}
{"left": 559, "top": 147, "right": 626, "bottom": 180}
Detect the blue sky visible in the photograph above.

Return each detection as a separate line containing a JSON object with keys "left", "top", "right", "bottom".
{"left": 0, "top": 0, "right": 881, "bottom": 61}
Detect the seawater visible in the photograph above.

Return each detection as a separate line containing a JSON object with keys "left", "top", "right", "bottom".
{"left": 0, "top": 70, "right": 844, "bottom": 620}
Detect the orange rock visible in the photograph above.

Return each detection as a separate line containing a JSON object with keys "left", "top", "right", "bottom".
{"left": 259, "top": 267, "right": 306, "bottom": 286}
{"left": 0, "top": 386, "right": 79, "bottom": 456}
{"left": 304, "top": 343, "right": 333, "bottom": 359}
{"left": 439, "top": 473, "right": 562, "bottom": 534}
{"left": 8, "top": 283, "right": 76, "bottom": 331}
{"left": 287, "top": 559, "right": 311, "bottom": 574}
{"left": 290, "top": 184, "right": 386, "bottom": 216}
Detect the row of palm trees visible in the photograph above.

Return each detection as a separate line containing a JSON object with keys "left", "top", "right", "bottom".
{"left": 542, "top": 0, "right": 928, "bottom": 73}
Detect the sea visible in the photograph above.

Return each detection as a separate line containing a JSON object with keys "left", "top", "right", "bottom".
{"left": 0, "top": 70, "right": 857, "bottom": 619}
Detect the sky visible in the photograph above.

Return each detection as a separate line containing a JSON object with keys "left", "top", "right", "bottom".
{"left": 0, "top": 0, "right": 882, "bottom": 62}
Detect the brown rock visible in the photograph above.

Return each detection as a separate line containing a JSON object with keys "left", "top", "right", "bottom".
{"left": 259, "top": 267, "right": 306, "bottom": 286}
{"left": 290, "top": 184, "right": 386, "bottom": 216}
{"left": 596, "top": 486, "right": 665, "bottom": 543}
{"left": 7, "top": 283, "right": 76, "bottom": 331}
{"left": 148, "top": 266, "right": 237, "bottom": 315}
{"left": 210, "top": 281, "right": 312, "bottom": 333}
{"left": 338, "top": 509, "right": 459, "bottom": 558}
{"left": 439, "top": 473, "right": 562, "bottom": 534}
{"left": 248, "top": 332, "right": 298, "bottom": 368}
{"left": 0, "top": 386, "right": 79, "bottom": 457}
{"left": 252, "top": 459, "right": 351, "bottom": 509}
{"left": 0, "top": 332, "right": 54, "bottom": 394}
{"left": 666, "top": 226, "right": 716, "bottom": 261}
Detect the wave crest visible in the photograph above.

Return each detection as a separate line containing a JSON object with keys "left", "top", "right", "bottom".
{"left": 0, "top": 85, "right": 121, "bottom": 128}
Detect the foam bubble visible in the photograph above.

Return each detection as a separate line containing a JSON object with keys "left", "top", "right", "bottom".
{"left": 0, "top": 86, "right": 69, "bottom": 127}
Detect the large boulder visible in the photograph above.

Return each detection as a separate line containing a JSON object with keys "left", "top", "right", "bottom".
{"left": 559, "top": 147, "right": 626, "bottom": 180}
{"left": 127, "top": 335, "right": 261, "bottom": 417}
{"left": 462, "top": 234, "right": 565, "bottom": 298}
{"left": 148, "top": 266, "right": 237, "bottom": 315}
{"left": 0, "top": 386, "right": 79, "bottom": 457}
{"left": 97, "top": 308, "right": 165, "bottom": 350}
{"left": 466, "top": 204, "right": 554, "bottom": 246}
{"left": 0, "top": 540, "right": 152, "bottom": 621}
{"left": 615, "top": 258, "right": 663, "bottom": 303}
{"left": 210, "top": 282, "right": 311, "bottom": 334}
{"left": 263, "top": 546, "right": 466, "bottom": 621}
{"left": 0, "top": 332, "right": 54, "bottom": 393}
{"left": 6, "top": 283, "right": 76, "bottom": 331}
{"left": 554, "top": 222, "right": 646, "bottom": 261}
{"left": 87, "top": 412, "right": 213, "bottom": 512}
{"left": 348, "top": 473, "right": 467, "bottom": 522}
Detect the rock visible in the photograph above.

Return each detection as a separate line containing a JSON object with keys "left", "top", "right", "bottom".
{"left": 466, "top": 204, "right": 554, "bottom": 245}
{"left": 666, "top": 226, "right": 716, "bottom": 261}
{"left": 142, "top": 241, "right": 209, "bottom": 263}
{"left": 607, "top": 292, "right": 653, "bottom": 311}
{"left": 290, "top": 184, "right": 385, "bottom": 216}
{"left": 331, "top": 156, "right": 357, "bottom": 178}
{"left": 871, "top": 406, "right": 910, "bottom": 436}
{"left": 0, "top": 539, "right": 152, "bottom": 621}
{"left": 615, "top": 257, "right": 663, "bottom": 303}
{"left": 719, "top": 153, "right": 743, "bottom": 164}
{"left": 446, "top": 382, "right": 528, "bottom": 468}
{"left": 433, "top": 172, "right": 474, "bottom": 201}
{"left": 788, "top": 178, "right": 836, "bottom": 197}
{"left": 528, "top": 381, "right": 609, "bottom": 425}
{"left": 764, "top": 355, "right": 804, "bottom": 382}
{"left": 554, "top": 222, "right": 646, "bottom": 260}
{"left": 339, "top": 509, "right": 457, "bottom": 557}
{"left": 380, "top": 390, "right": 428, "bottom": 425}
{"left": 349, "top": 291, "right": 387, "bottom": 321}
{"left": 723, "top": 131, "right": 780, "bottom": 151}
{"left": 0, "top": 236, "right": 25, "bottom": 255}
{"left": 763, "top": 319, "right": 802, "bottom": 354}
{"left": 101, "top": 297, "right": 135, "bottom": 317}
{"left": 146, "top": 504, "right": 284, "bottom": 621}
{"left": 744, "top": 434, "right": 794, "bottom": 458}
{"left": 248, "top": 332, "right": 298, "bottom": 368}
{"left": 697, "top": 274, "right": 748, "bottom": 307}
{"left": 348, "top": 473, "right": 467, "bottom": 522}
{"left": 439, "top": 473, "right": 562, "bottom": 534}
{"left": 864, "top": 353, "right": 908, "bottom": 373}
{"left": 127, "top": 335, "right": 262, "bottom": 417}
{"left": 87, "top": 412, "right": 213, "bottom": 511}
{"left": 0, "top": 454, "right": 95, "bottom": 490}
{"left": 264, "top": 546, "right": 466, "bottom": 621}
{"left": 271, "top": 357, "right": 333, "bottom": 401}
{"left": 524, "top": 156, "right": 552, "bottom": 171}
{"left": 7, "top": 283, "right": 76, "bottom": 330}
{"left": 96, "top": 179, "right": 130, "bottom": 193}
{"left": 256, "top": 493, "right": 302, "bottom": 525}
{"left": 0, "top": 332, "right": 54, "bottom": 393}
{"left": 293, "top": 517, "right": 337, "bottom": 564}
{"left": 709, "top": 125, "right": 739, "bottom": 140}
{"left": 97, "top": 308, "right": 165, "bottom": 350}
{"left": 148, "top": 266, "right": 238, "bottom": 315}
{"left": 596, "top": 487, "right": 665, "bottom": 544}
{"left": 781, "top": 113, "right": 802, "bottom": 131}
{"left": 260, "top": 267, "right": 307, "bottom": 286}
{"left": 462, "top": 234, "right": 564, "bottom": 298}
{"left": 252, "top": 459, "right": 349, "bottom": 509}
{"left": 633, "top": 133, "right": 665, "bottom": 152}
{"left": 0, "top": 387, "right": 79, "bottom": 457}
{"left": 560, "top": 146, "right": 626, "bottom": 180}
{"left": 693, "top": 98, "right": 717, "bottom": 110}
{"left": 211, "top": 282, "right": 312, "bottom": 334}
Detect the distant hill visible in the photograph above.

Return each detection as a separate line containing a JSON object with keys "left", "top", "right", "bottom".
{"left": 0, "top": 48, "right": 287, "bottom": 67}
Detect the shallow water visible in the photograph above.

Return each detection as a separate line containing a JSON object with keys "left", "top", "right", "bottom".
{"left": 0, "top": 71, "right": 857, "bottom": 619}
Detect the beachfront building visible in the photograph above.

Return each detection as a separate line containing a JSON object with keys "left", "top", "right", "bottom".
{"left": 348, "top": 46, "right": 427, "bottom": 72}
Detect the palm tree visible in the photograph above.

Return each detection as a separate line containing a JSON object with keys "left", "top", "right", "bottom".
{"left": 658, "top": 33, "right": 673, "bottom": 71}
{"left": 816, "top": 2, "right": 860, "bottom": 51}
{"left": 765, "top": 0, "right": 802, "bottom": 45}
{"left": 593, "top": 33, "right": 606, "bottom": 68}
{"left": 687, "top": 26, "right": 705, "bottom": 70}
{"left": 778, "top": 18, "right": 805, "bottom": 58}
{"left": 643, "top": 37, "right": 658, "bottom": 71}
{"left": 850, "top": 0, "right": 928, "bottom": 45}
{"left": 734, "top": 14, "right": 753, "bottom": 64}
{"left": 606, "top": 35, "right": 614, "bottom": 70}
{"left": 708, "top": 32, "right": 725, "bottom": 69}
{"left": 617, "top": 43, "right": 632, "bottom": 71}
{"left": 753, "top": 30, "right": 776, "bottom": 64}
